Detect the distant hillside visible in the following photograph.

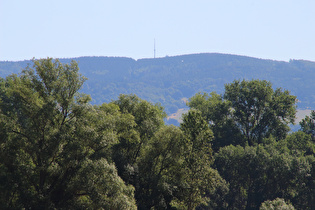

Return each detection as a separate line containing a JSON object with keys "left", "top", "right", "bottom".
{"left": 1, "top": 53, "right": 315, "bottom": 124}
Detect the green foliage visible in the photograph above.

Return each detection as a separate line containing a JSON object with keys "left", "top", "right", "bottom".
{"left": 0, "top": 58, "right": 136, "bottom": 209}
{"left": 110, "top": 94, "right": 167, "bottom": 182}
{"left": 113, "top": 94, "right": 166, "bottom": 143}
{"left": 185, "top": 79, "right": 314, "bottom": 209}
{"left": 70, "top": 159, "right": 136, "bottom": 209}
{"left": 171, "top": 110, "right": 215, "bottom": 209}
{"left": 188, "top": 92, "right": 243, "bottom": 150}
{"left": 260, "top": 198, "right": 295, "bottom": 210}
{"left": 300, "top": 110, "right": 315, "bottom": 140}
{"left": 109, "top": 106, "right": 221, "bottom": 209}
{"left": 1, "top": 57, "right": 314, "bottom": 209}
{"left": 277, "top": 131, "right": 315, "bottom": 156}
{"left": 224, "top": 79, "right": 296, "bottom": 144}
{"left": 137, "top": 125, "right": 185, "bottom": 209}
{"left": 214, "top": 143, "right": 314, "bottom": 209}
{"left": 189, "top": 79, "right": 297, "bottom": 148}
{"left": 197, "top": 169, "right": 230, "bottom": 209}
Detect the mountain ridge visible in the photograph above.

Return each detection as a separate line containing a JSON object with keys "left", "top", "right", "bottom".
{"left": 1, "top": 53, "right": 314, "bottom": 124}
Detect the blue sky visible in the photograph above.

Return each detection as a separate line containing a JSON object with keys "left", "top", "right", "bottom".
{"left": 1, "top": 0, "right": 315, "bottom": 61}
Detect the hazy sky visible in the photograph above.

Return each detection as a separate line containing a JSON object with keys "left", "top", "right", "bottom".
{"left": 1, "top": 0, "right": 315, "bottom": 61}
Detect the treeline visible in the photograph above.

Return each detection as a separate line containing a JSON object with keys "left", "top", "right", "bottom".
{"left": 2, "top": 53, "right": 315, "bottom": 116}
{"left": 0, "top": 59, "right": 314, "bottom": 209}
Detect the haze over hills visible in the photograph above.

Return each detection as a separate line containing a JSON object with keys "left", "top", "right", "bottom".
{"left": 1, "top": 53, "right": 314, "bottom": 125}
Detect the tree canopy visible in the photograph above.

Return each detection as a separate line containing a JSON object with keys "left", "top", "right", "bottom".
{"left": 0, "top": 58, "right": 314, "bottom": 209}
{"left": 0, "top": 58, "right": 136, "bottom": 209}
{"left": 300, "top": 110, "right": 315, "bottom": 140}
{"left": 188, "top": 79, "right": 297, "bottom": 148}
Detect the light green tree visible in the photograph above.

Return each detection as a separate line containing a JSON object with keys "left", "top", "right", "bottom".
{"left": 260, "top": 198, "right": 295, "bottom": 210}
{"left": 171, "top": 109, "right": 216, "bottom": 210}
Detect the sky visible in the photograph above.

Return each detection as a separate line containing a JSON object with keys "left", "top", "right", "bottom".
{"left": 1, "top": 0, "right": 315, "bottom": 62}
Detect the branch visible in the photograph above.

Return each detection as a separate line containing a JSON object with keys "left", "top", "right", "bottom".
{"left": 10, "top": 129, "right": 29, "bottom": 139}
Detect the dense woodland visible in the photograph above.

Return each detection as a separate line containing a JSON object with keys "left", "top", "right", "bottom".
{"left": 1, "top": 54, "right": 315, "bottom": 117}
{"left": 0, "top": 58, "right": 314, "bottom": 209}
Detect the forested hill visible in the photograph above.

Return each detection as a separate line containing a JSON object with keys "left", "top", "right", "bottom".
{"left": 1, "top": 53, "right": 315, "bottom": 116}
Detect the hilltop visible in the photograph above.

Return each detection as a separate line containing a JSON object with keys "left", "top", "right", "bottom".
{"left": 1, "top": 53, "right": 314, "bottom": 125}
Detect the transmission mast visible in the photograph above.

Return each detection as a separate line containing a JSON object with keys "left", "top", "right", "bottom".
{"left": 154, "top": 39, "right": 156, "bottom": 58}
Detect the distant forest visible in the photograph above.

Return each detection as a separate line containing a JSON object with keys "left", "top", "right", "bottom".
{"left": 1, "top": 53, "right": 315, "bottom": 124}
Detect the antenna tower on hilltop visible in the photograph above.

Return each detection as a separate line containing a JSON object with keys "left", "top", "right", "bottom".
{"left": 154, "top": 39, "right": 156, "bottom": 58}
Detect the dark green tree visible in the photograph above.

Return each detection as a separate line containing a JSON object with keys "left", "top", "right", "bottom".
{"left": 99, "top": 94, "right": 168, "bottom": 208}
{"left": 300, "top": 110, "right": 315, "bottom": 140}
{"left": 188, "top": 92, "right": 243, "bottom": 150}
{"left": 136, "top": 125, "right": 185, "bottom": 209}
{"left": 109, "top": 94, "right": 166, "bottom": 188}
{"left": 112, "top": 94, "right": 166, "bottom": 164}
{"left": 214, "top": 143, "right": 313, "bottom": 209}
{"left": 97, "top": 102, "right": 139, "bottom": 182}
{"left": 171, "top": 109, "right": 216, "bottom": 209}
{"left": 224, "top": 79, "right": 296, "bottom": 144}
{"left": 0, "top": 58, "right": 136, "bottom": 209}
{"left": 188, "top": 79, "right": 297, "bottom": 148}
{"left": 132, "top": 110, "right": 223, "bottom": 209}
{"left": 276, "top": 131, "right": 315, "bottom": 156}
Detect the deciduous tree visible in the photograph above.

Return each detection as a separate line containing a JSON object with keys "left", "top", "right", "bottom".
{"left": 224, "top": 79, "right": 296, "bottom": 144}
{"left": 0, "top": 58, "right": 136, "bottom": 209}
{"left": 300, "top": 110, "right": 315, "bottom": 140}
{"left": 188, "top": 79, "right": 297, "bottom": 148}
